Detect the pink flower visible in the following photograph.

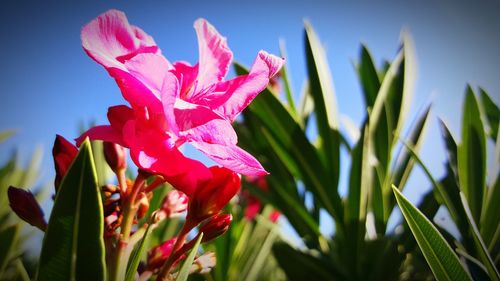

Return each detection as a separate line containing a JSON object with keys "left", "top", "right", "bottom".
{"left": 77, "top": 10, "right": 283, "bottom": 188}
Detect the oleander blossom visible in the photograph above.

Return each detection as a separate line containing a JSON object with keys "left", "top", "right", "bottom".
{"left": 77, "top": 10, "right": 284, "bottom": 190}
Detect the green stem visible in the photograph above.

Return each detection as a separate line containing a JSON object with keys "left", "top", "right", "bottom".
{"left": 109, "top": 173, "right": 147, "bottom": 281}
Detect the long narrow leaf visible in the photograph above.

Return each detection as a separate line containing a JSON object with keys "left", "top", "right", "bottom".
{"left": 392, "top": 186, "right": 472, "bottom": 281}
{"left": 125, "top": 223, "right": 153, "bottom": 281}
{"left": 356, "top": 45, "right": 381, "bottom": 108}
{"left": 37, "top": 139, "right": 106, "bottom": 281}
{"left": 479, "top": 87, "right": 499, "bottom": 140}
{"left": 304, "top": 20, "right": 341, "bottom": 201}
{"left": 458, "top": 86, "right": 486, "bottom": 223}
{"left": 279, "top": 39, "right": 297, "bottom": 114}
{"left": 175, "top": 233, "right": 203, "bottom": 281}
{"left": 459, "top": 193, "right": 500, "bottom": 280}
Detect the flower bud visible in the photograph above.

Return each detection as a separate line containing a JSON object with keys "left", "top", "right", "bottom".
{"left": 187, "top": 166, "right": 240, "bottom": 223}
{"left": 52, "top": 135, "right": 78, "bottom": 191}
{"left": 147, "top": 237, "right": 177, "bottom": 271}
{"left": 103, "top": 141, "right": 127, "bottom": 173}
{"left": 199, "top": 213, "right": 232, "bottom": 243}
{"left": 8, "top": 186, "right": 47, "bottom": 231}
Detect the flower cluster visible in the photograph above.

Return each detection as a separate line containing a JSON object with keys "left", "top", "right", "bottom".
{"left": 8, "top": 9, "right": 283, "bottom": 281}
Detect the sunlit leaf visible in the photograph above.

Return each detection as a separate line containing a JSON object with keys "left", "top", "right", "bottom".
{"left": 393, "top": 186, "right": 472, "bottom": 281}
{"left": 37, "top": 139, "right": 106, "bottom": 281}
{"left": 460, "top": 193, "right": 500, "bottom": 280}
{"left": 479, "top": 87, "right": 499, "bottom": 140}
{"left": 304, "top": 20, "right": 341, "bottom": 204}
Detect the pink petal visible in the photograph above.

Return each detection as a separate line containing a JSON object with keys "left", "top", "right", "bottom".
{"left": 107, "top": 105, "right": 134, "bottom": 131}
{"left": 199, "top": 51, "right": 284, "bottom": 121}
{"left": 174, "top": 99, "right": 225, "bottom": 133}
{"left": 160, "top": 72, "right": 181, "bottom": 135}
{"left": 81, "top": 9, "right": 158, "bottom": 70}
{"left": 194, "top": 19, "right": 233, "bottom": 90}
{"left": 121, "top": 121, "right": 210, "bottom": 195}
{"left": 190, "top": 142, "right": 268, "bottom": 176}
{"left": 181, "top": 117, "right": 237, "bottom": 146}
{"left": 107, "top": 67, "right": 163, "bottom": 112}
{"left": 75, "top": 125, "right": 125, "bottom": 147}
{"left": 172, "top": 61, "right": 198, "bottom": 100}
{"left": 124, "top": 53, "right": 173, "bottom": 98}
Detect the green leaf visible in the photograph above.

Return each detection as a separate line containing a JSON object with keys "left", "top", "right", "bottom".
{"left": 479, "top": 87, "right": 499, "bottom": 140}
{"left": 279, "top": 39, "right": 297, "bottom": 114}
{"left": 458, "top": 86, "right": 487, "bottom": 223}
{"left": 0, "top": 130, "right": 15, "bottom": 144}
{"left": 175, "top": 233, "right": 203, "bottom": 281}
{"left": 304, "top": 20, "right": 341, "bottom": 198}
{"left": 480, "top": 173, "right": 499, "bottom": 249}
{"left": 37, "top": 139, "right": 106, "bottom": 281}
{"left": 235, "top": 63, "right": 343, "bottom": 223}
{"left": 0, "top": 224, "right": 20, "bottom": 275}
{"left": 392, "top": 105, "right": 431, "bottom": 190}
{"left": 438, "top": 119, "right": 459, "bottom": 180}
{"left": 356, "top": 45, "right": 381, "bottom": 108}
{"left": 392, "top": 186, "right": 472, "bottom": 281}
{"left": 125, "top": 223, "right": 153, "bottom": 281}
{"left": 91, "top": 140, "right": 113, "bottom": 187}
{"left": 273, "top": 242, "right": 335, "bottom": 281}
{"left": 459, "top": 193, "right": 500, "bottom": 281}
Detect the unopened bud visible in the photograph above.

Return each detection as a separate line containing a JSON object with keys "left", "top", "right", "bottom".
{"left": 52, "top": 135, "right": 78, "bottom": 191}
{"left": 147, "top": 238, "right": 177, "bottom": 271}
{"left": 199, "top": 213, "right": 232, "bottom": 243}
{"left": 8, "top": 186, "right": 47, "bottom": 231}
{"left": 103, "top": 142, "right": 127, "bottom": 173}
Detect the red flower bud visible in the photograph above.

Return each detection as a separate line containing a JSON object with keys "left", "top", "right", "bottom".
{"left": 52, "top": 135, "right": 78, "bottom": 191}
{"left": 147, "top": 237, "right": 177, "bottom": 271}
{"left": 103, "top": 142, "right": 127, "bottom": 173}
{"left": 8, "top": 186, "right": 47, "bottom": 231}
{"left": 187, "top": 166, "right": 240, "bottom": 223}
{"left": 199, "top": 213, "right": 232, "bottom": 243}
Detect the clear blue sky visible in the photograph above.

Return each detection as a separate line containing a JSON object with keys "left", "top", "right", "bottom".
{"left": 1, "top": 0, "right": 499, "bottom": 234}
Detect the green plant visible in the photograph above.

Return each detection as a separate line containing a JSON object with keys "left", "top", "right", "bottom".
{"left": 0, "top": 131, "right": 46, "bottom": 281}
{"left": 234, "top": 21, "right": 437, "bottom": 280}
{"left": 394, "top": 86, "right": 499, "bottom": 281}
